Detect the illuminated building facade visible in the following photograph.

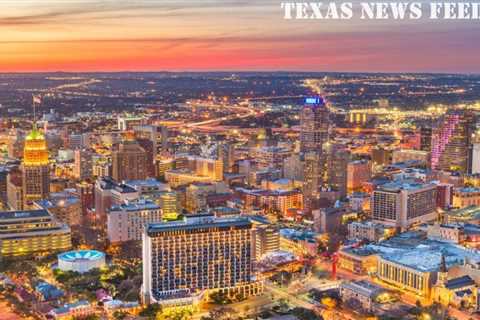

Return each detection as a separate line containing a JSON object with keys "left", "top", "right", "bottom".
{"left": 107, "top": 199, "right": 162, "bottom": 243}
{"left": 22, "top": 124, "right": 50, "bottom": 208}
{"left": 0, "top": 209, "right": 71, "bottom": 258}
{"left": 252, "top": 223, "right": 279, "bottom": 261}
{"left": 431, "top": 110, "right": 475, "bottom": 173}
{"left": 452, "top": 187, "right": 480, "bottom": 208}
{"left": 372, "top": 181, "right": 437, "bottom": 230}
{"left": 73, "top": 149, "right": 93, "bottom": 180}
{"left": 111, "top": 134, "right": 148, "bottom": 182}
{"left": 347, "top": 160, "right": 371, "bottom": 192}
{"left": 300, "top": 97, "right": 330, "bottom": 215}
{"left": 157, "top": 191, "right": 179, "bottom": 221}
{"left": 338, "top": 247, "right": 378, "bottom": 275}
{"left": 326, "top": 143, "right": 350, "bottom": 198}
{"left": 377, "top": 255, "right": 433, "bottom": 296}
{"left": 142, "top": 215, "right": 261, "bottom": 304}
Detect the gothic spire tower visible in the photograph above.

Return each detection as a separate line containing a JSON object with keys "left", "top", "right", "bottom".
{"left": 22, "top": 95, "right": 50, "bottom": 208}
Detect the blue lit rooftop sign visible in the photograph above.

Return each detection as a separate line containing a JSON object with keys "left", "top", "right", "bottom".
{"left": 305, "top": 97, "right": 324, "bottom": 105}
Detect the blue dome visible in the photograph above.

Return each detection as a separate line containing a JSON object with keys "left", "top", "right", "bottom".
{"left": 58, "top": 250, "right": 105, "bottom": 262}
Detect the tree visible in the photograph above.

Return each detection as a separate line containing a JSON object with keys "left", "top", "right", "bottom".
{"left": 140, "top": 304, "right": 162, "bottom": 319}
{"left": 113, "top": 311, "right": 128, "bottom": 320}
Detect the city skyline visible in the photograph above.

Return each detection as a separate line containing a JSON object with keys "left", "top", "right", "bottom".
{"left": 0, "top": 0, "right": 479, "bottom": 73}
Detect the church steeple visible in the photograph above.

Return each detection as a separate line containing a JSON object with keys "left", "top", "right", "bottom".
{"left": 440, "top": 254, "right": 447, "bottom": 273}
{"left": 437, "top": 253, "right": 448, "bottom": 286}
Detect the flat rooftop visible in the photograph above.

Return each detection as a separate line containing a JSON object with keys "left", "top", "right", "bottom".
{"left": 0, "top": 209, "right": 50, "bottom": 221}
{"left": 356, "top": 231, "right": 480, "bottom": 272}
{"left": 147, "top": 215, "right": 251, "bottom": 234}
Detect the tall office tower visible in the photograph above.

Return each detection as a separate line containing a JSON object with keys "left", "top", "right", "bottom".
{"left": 420, "top": 127, "right": 433, "bottom": 152}
{"left": 111, "top": 132, "right": 148, "bottom": 182}
{"left": 22, "top": 124, "right": 50, "bottom": 208}
{"left": 300, "top": 97, "right": 330, "bottom": 153}
{"left": 431, "top": 110, "right": 476, "bottom": 173}
{"left": 300, "top": 97, "right": 330, "bottom": 215}
{"left": 372, "top": 180, "right": 437, "bottom": 230}
{"left": 76, "top": 181, "right": 94, "bottom": 221}
{"left": 136, "top": 138, "right": 156, "bottom": 177}
{"left": 326, "top": 143, "right": 350, "bottom": 198}
{"left": 74, "top": 149, "right": 93, "bottom": 180}
{"left": 217, "top": 143, "right": 235, "bottom": 174}
{"left": 142, "top": 215, "right": 260, "bottom": 304}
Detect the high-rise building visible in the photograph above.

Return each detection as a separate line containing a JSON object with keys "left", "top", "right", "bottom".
{"left": 142, "top": 215, "right": 261, "bottom": 304}
{"left": 6, "top": 168, "right": 23, "bottom": 210}
{"left": 136, "top": 138, "right": 156, "bottom": 177}
{"left": 217, "top": 143, "right": 235, "bottom": 174}
{"left": 431, "top": 110, "right": 476, "bottom": 173}
{"left": 372, "top": 180, "right": 437, "bottom": 230}
{"left": 303, "top": 152, "right": 321, "bottom": 214}
{"left": 74, "top": 149, "right": 93, "bottom": 180}
{"left": 300, "top": 97, "right": 330, "bottom": 215}
{"left": 76, "top": 181, "right": 94, "bottom": 222}
{"left": 22, "top": 124, "right": 50, "bottom": 208}
{"left": 111, "top": 133, "right": 148, "bottom": 182}
{"left": 327, "top": 143, "right": 350, "bottom": 198}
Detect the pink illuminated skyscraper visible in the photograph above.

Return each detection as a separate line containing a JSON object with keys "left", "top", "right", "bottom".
{"left": 431, "top": 110, "right": 475, "bottom": 173}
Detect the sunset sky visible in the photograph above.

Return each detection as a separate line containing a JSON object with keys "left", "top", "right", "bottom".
{"left": 0, "top": 0, "right": 479, "bottom": 73}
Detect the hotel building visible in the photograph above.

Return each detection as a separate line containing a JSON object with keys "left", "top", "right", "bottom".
{"left": 0, "top": 209, "right": 71, "bottom": 258}
{"left": 142, "top": 215, "right": 262, "bottom": 305}
{"left": 372, "top": 180, "right": 437, "bottom": 230}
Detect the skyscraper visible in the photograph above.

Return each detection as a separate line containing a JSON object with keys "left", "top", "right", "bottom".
{"left": 111, "top": 132, "right": 148, "bottom": 182}
{"left": 431, "top": 110, "right": 476, "bottom": 173}
{"left": 22, "top": 124, "right": 50, "bottom": 208}
{"left": 326, "top": 143, "right": 350, "bottom": 198}
{"left": 372, "top": 180, "right": 437, "bottom": 230}
{"left": 142, "top": 215, "right": 261, "bottom": 304}
{"left": 300, "top": 97, "right": 330, "bottom": 154}
{"left": 74, "top": 149, "right": 93, "bottom": 180}
{"left": 300, "top": 97, "right": 330, "bottom": 214}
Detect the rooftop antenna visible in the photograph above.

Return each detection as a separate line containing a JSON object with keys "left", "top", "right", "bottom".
{"left": 32, "top": 94, "right": 41, "bottom": 130}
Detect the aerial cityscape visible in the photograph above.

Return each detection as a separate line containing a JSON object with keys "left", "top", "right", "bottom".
{"left": 1, "top": 72, "right": 480, "bottom": 320}
{"left": 2, "top": 1, "right": 480, "bottom": 320}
